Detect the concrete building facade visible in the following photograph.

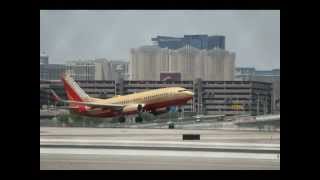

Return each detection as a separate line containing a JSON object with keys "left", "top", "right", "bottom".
{"left": 40, "top": 58, "right": 129, "bottom": 81}
{"left": 66, "top": 59, "right": 129, "bottom": 81}
{"left": 40, "top": 52, "right": 49, "bottom": 65}
{"left": 235, "top": 67, "right": 280, "bottom": 113}
{"left": 130, "top": 46, "right": 169, "bottom": 81}
{"left": 66, "top": 60, "right": 104, "bottom": 81}
{"left": 130, "top": 45, "right": 235, "bottom": 81}
{"left": 40, "top": 64, "right": 67, "bottom": 80}
{"left": 109, "top": 60, "right": 129, "bottom": 81}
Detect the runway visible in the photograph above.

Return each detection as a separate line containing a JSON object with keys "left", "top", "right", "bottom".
{"left": 40, "top": 127, "right": 280, "bottom": 143}
{"left": 41, "top": 148, "right": 279, "bottom": 170}
{"left": 40, "top": 127, "right": 280, "bottom": 170}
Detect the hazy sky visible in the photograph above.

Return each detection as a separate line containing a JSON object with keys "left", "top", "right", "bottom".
{"left": 40, "top": 10, "right": 280, "bottom": 70}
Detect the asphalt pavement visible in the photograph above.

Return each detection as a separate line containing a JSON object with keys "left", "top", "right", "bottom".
{"left": 40, "top": 127, "right": 280, "bottom": 170}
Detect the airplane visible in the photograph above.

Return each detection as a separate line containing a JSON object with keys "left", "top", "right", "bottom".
{"left": 50, "top": 73, "right": 194, "bottom": 122}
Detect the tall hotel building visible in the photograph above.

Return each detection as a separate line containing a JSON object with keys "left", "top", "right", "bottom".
{"left": 129, "top": 35, "right": 235, "bottom": 81}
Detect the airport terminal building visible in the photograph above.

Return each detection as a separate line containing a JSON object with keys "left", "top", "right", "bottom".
{"left": 40, "top": 79, "right": 272, "bottom": 116}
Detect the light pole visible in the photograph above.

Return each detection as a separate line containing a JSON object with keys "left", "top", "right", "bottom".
{"left": 181, "top": 107, "right": 184, "bottom": 120}
{"left": 264, "top": 96, "right": 267, "bottom": 115}
{"left": 257, "top": 93, "right": 260, "bottom": 116}
{"left": 47, "top": 91, "right": 49, "bottom": 110}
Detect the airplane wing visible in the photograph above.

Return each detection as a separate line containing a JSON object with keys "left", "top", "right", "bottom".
{"left": 63, "top": 100, "right": 124, "bottom": 110}
{"left": 54, "top": 106, "right": 83, "bottom": 110}
{"left": 49, "top": 89, "right": 124, "bottom": 110}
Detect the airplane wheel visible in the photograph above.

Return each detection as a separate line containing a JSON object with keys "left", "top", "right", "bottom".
{"left": 137, "top": 104, "right": 143, "bottom": 112}
{"left": 119, "top": 116, "right": 126, "bottom": 123}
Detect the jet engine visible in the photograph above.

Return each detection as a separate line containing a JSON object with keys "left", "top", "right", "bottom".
{"left": 122, "top": 104, "right": 145, "bottom": 113}
{"left": 77, "top": 105, "right": 89, "bottom": 113}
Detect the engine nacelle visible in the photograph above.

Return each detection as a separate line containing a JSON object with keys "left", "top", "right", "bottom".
{"left": 122, "top": 104, "right": 145, "bottom": 113}
{"left": 77, "top": 105, "right": 90, "bottom": 113}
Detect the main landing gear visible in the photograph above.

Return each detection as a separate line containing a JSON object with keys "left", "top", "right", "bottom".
{"left": 135, "top": 104, "right": 143, "bottom": 123}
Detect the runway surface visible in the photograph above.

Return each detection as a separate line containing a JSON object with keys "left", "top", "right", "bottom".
{"left": 40, "top": 127, "right": 280, "bottom": 143}
{"left": 41, "top": 148, "right": 279, "bottom": 170}
{"left": 40, "top": 127, "right": 280, "bottom": 170}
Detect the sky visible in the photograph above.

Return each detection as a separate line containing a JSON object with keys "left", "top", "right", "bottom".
{"left": 40, "top": 10, "right": 280, "bottom": 70}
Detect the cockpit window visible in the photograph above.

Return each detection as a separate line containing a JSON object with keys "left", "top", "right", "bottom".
{"left": 178, "top": 90, "right": 188, "bottom": 92}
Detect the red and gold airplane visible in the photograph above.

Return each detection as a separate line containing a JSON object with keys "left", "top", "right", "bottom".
{"left": 50, "top": 73, "right": 194, "bottom": 121}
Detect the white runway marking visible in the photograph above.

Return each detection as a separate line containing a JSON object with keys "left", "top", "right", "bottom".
{"left": 40, "top": 148, "right": 279, "bottom": 160}
{"left": 40, "top": 139, "right": 279, "bottom": 148}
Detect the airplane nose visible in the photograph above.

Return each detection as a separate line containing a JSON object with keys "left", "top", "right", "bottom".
{"left": 184, "top": 91, "right": 194, "bottom": 96}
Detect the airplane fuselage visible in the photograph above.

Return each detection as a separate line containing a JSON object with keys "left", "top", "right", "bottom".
{"left": 71, "top": 87, "right": 193, "bottom": 118}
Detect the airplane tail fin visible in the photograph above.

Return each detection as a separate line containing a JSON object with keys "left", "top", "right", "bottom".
{"left": 61, "top": 72, "right": 91, "bottom": 102}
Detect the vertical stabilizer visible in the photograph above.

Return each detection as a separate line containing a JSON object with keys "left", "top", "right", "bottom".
{"left": 61, "top": 72, "right": 90, "bottom": 102}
